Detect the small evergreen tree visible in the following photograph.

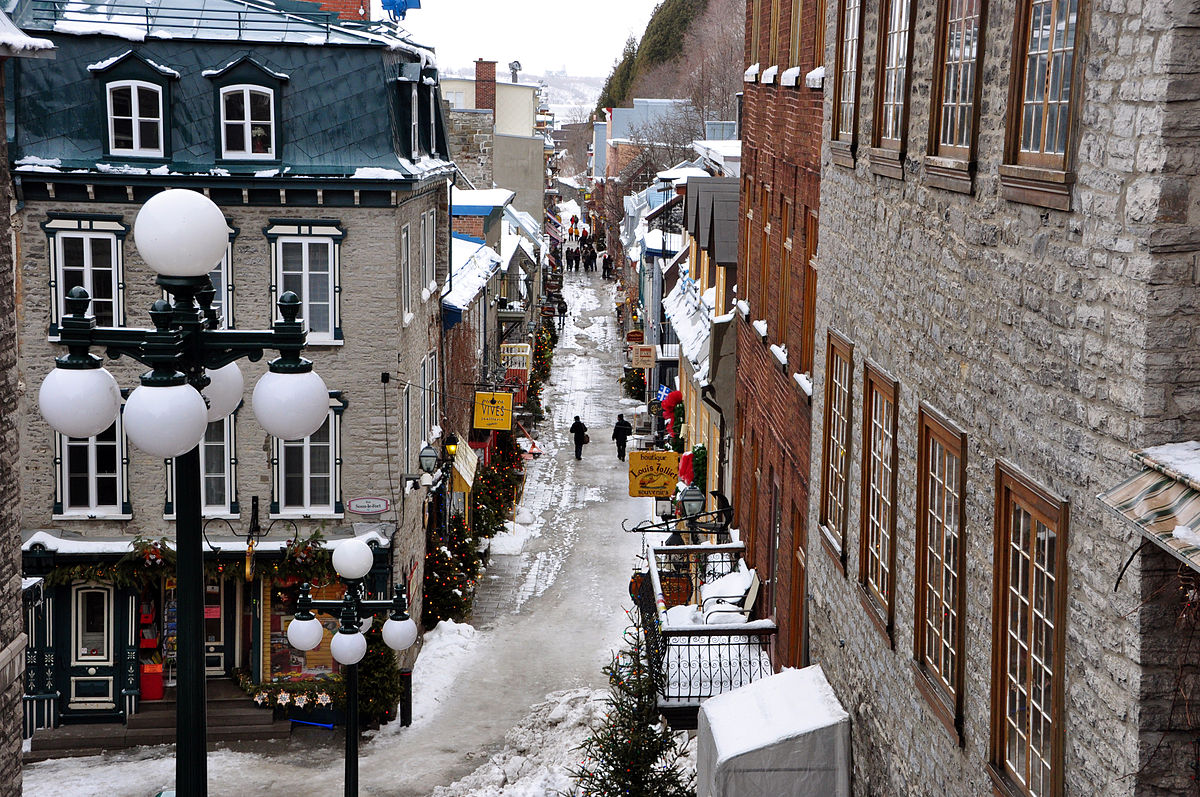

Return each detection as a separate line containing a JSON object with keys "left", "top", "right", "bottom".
{"left": 356, "top": 625, "right": 402, "bottom": 727}
{"left": 572, "top": 617, "right": 695, "bottom": 797}
{"left": 422, "top": 512, "right": 474, "bottom": 624}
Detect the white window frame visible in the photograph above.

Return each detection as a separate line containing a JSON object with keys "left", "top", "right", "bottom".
{"left": 164, "top": 415, "right": 238, "bottom": 519}
{"left": 220, "top": 84, "right": 276, "bottom": 160}
{"left": 427, "top": 351, "right": 438, "bottom": 438}
{"left": 266, "top": 220, "right": 345, "bottom": 344}
{"left": 54, "top": 418, "right": 131, "bottom": 521}
{"left": 45, "top": 218, "right": 127, "bottom": 334}
{"left": 71, "top": 584, "right": 114, "bottom": 666}
{"left": 207, "top": 243, "right": 235, "bottom": 329}
{"left": 410, "top": 84, "right": 420, "bottom": 156}
{"left": 403, "top": 384, "right": 412, "bottom": 469}
{"left": 429, "top": 88, "right": 438, "bottom": 157}
{"left": 271, "top": 396, "right": 345, "bottom": 519}
{"left": 401, "top": 223, "right": 412, "bottom": 320}
{"left": 422, "top": 210, "right": 437, "bottom": 290}
{"left": 106, "top": 79, "right": 164, "bottom": 157}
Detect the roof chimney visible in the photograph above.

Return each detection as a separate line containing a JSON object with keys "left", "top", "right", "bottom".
{"left": 475, "top": 59, "right": 497, "bottom": 112}
{"left": 317, "top": 0, "right": 366, "bottom": 20}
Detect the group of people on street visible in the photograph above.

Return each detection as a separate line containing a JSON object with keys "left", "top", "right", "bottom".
{"left": 570, "top": 413, "right": 634, "bottom": 461}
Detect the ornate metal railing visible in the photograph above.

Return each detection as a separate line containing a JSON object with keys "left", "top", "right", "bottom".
{"left": 636, "top": 544, "right": 776, "bottom": 728}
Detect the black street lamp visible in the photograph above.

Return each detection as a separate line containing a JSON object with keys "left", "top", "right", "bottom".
{"left": 36, "top": 189, "right": 331, "bottom": 797}
{"left": 285, "top": 537, "right": 418, "bottom": 797}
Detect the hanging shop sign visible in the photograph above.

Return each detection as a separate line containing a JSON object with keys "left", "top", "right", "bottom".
{"left": 628, "top": 450, "right": 681, "bottom": 498}
{"left": 631, "top": 344, "right": 656, "bottom": 369}
{"left": 626, "top": 329, "right": 645, "bottom": 344}
{"left": 473, "top": 391, "right": 514, "bottom": 431}
{"left": 347, "top": 497, "right": 390, "bottom": 515}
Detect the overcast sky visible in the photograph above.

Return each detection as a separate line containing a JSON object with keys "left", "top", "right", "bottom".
{"left": 381, "top": 0, "right": 659, "bottom": 77}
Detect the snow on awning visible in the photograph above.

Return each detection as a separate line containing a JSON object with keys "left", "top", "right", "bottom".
{"left": 663, "top": 278, "right": 711, "bottom": 372}
{"left": 443, "top": 238, "right": 502, "bottom": 313}
{"left": 743, "top": 62, "right": 760, "bottom": 82}
{"left": 1099, "top": 441, "right": 1200, "bottom": 573}
{"left": 452, "top": 440, "right": 479, "bottom": 492}
{"left": 660, "top": 247, "right": 688, "bottom": 278}
{"left": 22, "top": 527, "right": 393, "bottom": 556}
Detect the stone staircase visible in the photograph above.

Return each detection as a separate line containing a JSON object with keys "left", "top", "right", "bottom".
{"left": 25, "top": 678, "right": 292, "bottom": 761}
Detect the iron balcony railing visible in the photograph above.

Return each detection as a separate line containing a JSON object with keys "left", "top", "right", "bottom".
{"left": 636, "top": 543, "right": 776, "bottom": 727}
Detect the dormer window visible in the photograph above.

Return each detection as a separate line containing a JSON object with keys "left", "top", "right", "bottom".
{"left": 107, "top": 80, "right": 163, "bottom": 156}
{"left": 221, "top": 85, "right": 275, "bottom": 159}
{"left": 410, "top": 84, "right": 419, "bottom": 157}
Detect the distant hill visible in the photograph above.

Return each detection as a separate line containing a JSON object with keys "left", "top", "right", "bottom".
{"left": 439, "top": 67, "right": 604, "bottom": 128}
{"left": 595, "top": 0, "right": 744, "bottom": 121}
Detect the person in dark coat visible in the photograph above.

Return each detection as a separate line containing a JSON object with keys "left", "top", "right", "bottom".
{"left": 569, "top": 416, "right": 588, "bottom": 460}
{"left": 612, "top": 413, "right": 633, "bottom": 461}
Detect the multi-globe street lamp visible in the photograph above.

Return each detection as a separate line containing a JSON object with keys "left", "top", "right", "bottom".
{"left": 285, "top": 537, "right": 418, "bottom": 797}
{"left": 37, "top": 189, "right": 331, "bottom": 797}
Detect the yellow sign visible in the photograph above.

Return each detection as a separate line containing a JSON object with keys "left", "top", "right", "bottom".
{"left": 473, "top": 391, "right": 514, "bottom": 430}
{"left": 628, "top": 451, "right": 680, "bottom": 498}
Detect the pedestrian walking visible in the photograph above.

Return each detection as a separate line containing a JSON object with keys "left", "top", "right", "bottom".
{"left": 569, "top": 416, "right": 588, "bottom": 460}
{"left": 612, "top": 413, "right": 633, "bottom": 461}
{"left": 580, "top": 229, "right": 589, "bottom": 248}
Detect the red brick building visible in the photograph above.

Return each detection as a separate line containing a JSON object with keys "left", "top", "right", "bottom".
{"left": 733, "top": 0, "right": 824, "bottom": 669}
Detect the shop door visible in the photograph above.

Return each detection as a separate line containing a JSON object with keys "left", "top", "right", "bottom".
{"left": 59, "top": 583, "right": 123, "bottom": 720}
{"left": 204, "top": 575, "right": 225, "bottom": 675}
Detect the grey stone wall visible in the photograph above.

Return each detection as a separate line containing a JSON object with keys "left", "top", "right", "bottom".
{"left": 447, "top": 107, "right": 494, "bottom": 190}
{"left": 0, "top": 96, "right": 24, "bottom": 796}
{"left": 807, "top": 0, "right": 1200, "bottom": 793}
{"left": 15, "top": 183, "right": 447, "bottom": 645}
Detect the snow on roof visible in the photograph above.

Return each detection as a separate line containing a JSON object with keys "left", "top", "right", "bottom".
{"left": 453, "top": 188, "right": 515, "bottom": 212}
{"left": 644, "top": 228, "right": 682, "bottom": 254}
{"left": 557, "top": 199, "right": 582, "bottom": 221}
{"left": 503, "top": 205, "right": 542, "bottom": 243}
{"left": 657, "top": 165, "right": 710, "bottom": 182}
{"left": 693, "top": 139, "right": 742, "bottom": 158}
{"left": 443, "top": 238, "right": 501, "bottom": 311}
{"left": 0, "top": 10, "right": 53, "bottom": 54}
{"left": 663, "top": 276, "right": 711, "bottom": 372}
{"left": 1142, "top": 441, "right": 1200, "bottom": 486}
{"left": 701, "top": 665, "right": 849, "bottom": 769}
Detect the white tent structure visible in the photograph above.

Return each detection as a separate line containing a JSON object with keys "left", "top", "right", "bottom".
{"left": 697, "top": 665, "right": 851, "bottom": 797}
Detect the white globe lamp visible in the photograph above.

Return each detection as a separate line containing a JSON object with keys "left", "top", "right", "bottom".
{"left": 202, "top": 362, "right": 244, "bottom": 422}
{"left": 382, "top": 615, "right": 418, "bottom": 652}
{"left": 332, "top": 538, "right": 375, "bottom": 581}
{"left": 357, "top": 614, "right": 373, "bottom": 634}
{"left": 38, "top": 365, "right": 121, "bottom": 438}
{"left": 286, "top": 616, "right": 325, "bottom": 651}
{"left": 252, "top": 369, "right": 329, "bottom": 440}
{"left": 330, "top": 630, "right": 367, "bottom": 666}
{"left": 134, "top": 189, "right": 229, "bottom": 278}
{"left": 124, "top": 382, "right": 209, "bottom": 458}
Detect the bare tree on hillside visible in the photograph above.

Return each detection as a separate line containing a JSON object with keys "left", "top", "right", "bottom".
{"left": 684, "top": 0, "right": 745, "bottom": 121}
{"left": 627, "top": 104, "right": 705, "bottom": 171}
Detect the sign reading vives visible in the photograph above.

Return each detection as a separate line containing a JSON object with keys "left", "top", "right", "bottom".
{"left": 473, "top": 391, "right": 514, "bottom": 431}
{"left": 628, "top": 450, "right": 681, "bottom": 498}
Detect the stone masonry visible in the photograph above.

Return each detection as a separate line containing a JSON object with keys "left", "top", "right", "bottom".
{"left": 15, "top": 183, "right": 448, "bottom": 644}
{"left": 807, "top": 0, "right": 1200, "bottom": 792}
{"left": 447, "top": 107, "right": 494, "bottom": 191}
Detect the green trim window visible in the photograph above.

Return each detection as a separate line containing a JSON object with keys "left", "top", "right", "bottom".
{"left": 164, "top": 415, "right": 239, "bottom": 519}
{"left": 271, "top": 393, "right": 347, "bottom": 518}
{"left": 265, "top": 220, "right": 345, "bottom": 343}
{"left": 54, "top": 418, "right": 132, "bottom": 520}
{"left": 221, "top": 85, "right": 275, "bottom": 159}
{"left": 401, "top": 223, "right": 412, "bottom": 319}
{"left": 107, "top": 80, "right": 163, "bottom": 157}
{"left": 43, "top": 215, "right": 129, "bottom": 335}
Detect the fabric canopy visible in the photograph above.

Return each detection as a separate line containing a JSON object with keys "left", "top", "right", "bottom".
{"left": 1098, "top": 458, "right": 1200, "bottom": 573}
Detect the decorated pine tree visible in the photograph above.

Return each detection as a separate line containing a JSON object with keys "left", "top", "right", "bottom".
{"left": 422, "top": 512, "right": 473, "bottom": 624}
{"left": 571, "top": 618, "right": 695, "bottom": 797}
{"left": 356, "top": 625, "right": 403, "bottom": 727}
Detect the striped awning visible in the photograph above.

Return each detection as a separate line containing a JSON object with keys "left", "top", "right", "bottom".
{"left": 1098, "top": 452, "right": 1200, "bottom": 572}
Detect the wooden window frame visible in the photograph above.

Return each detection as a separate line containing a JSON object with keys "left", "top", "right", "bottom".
{"left": 818, "top": 329, "right": 853, "bottom": 572}
{"left": 912, "top": 405, "right": 967, "bottom": 744}
{"left": 799, "top": 210, "right": 818, "bottom": 375}
{"left": 998, "top": 0, "right": 1084, "bottom": 210}
{"left": 758, "top": 185, "right": 771, "bottom": 324}
{"left": 989, "top": 462, "right": 1068, "bottom": 797}
{"left": 751, "top": 0, "right": 762, "bottom": 65}
{"left": 789, "top": 0, "right": 803, "bottom": 68}
{"left": 927, "top": 0, "right": 988, "bottom": 194}
{"left": 813, "top": 0, "right": 827, "bottom": 67}
{"left": 830, "top": 0, "right": 864, "bottom": 166}
{"left": 769, "top": 0, "right": 783, "bottom": 66}
{"left": 869, "top": 0, "right": 917, "bottom": 179}
{"left": 789, "top": 502, "right": 808, "bottom": 667}
{"left": 858, "top": 362, "right": 898, "bottom": 643}
{"left": 777, "top": 198, "right": 793, "bottom": 343}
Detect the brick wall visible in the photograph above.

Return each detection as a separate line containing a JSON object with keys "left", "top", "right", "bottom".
{"left": 734, "top": 0, "right": 824, "bottom": 670}
{"left": 474, "top": 60, "right": 496, "bottom": 112}
{"left": 805, "top": 0, "right": 1200, "bottom": 791}
{"left": 453, "top": 214, "right": 485, "bottom": 241}
{"left": 315, "top": 0, "right": 365, "bottom": 19}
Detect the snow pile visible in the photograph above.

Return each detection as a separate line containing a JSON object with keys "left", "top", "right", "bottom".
{"left": 430, "top": 688, "right": 608, "bottom": 797}
{"left": 490, "top": 518, "right": 538, "bottom": 555}
{"left": 1174, "top": 526, "right": 1200, "bottom": 548}
{"left": 376, "top": 620, "right": 480, "bottom": 733}
{"left": 1143, "top": 441, "right": 1200, "bottom": 487}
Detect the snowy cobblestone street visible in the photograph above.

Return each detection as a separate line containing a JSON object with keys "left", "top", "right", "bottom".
{"left": 23, "top": 270, "right": 660, "bottom": 797}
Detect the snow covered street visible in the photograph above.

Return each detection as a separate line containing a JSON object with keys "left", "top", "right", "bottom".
{"left": 23, "top": 271, "right": 662, "bottom": 797}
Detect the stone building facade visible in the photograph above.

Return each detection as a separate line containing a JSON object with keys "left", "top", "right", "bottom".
{"left": 447, "top": 107, "right": 494, "bottom": 191}
{"left": 806, "top": 0, "right": 1200, "bottom": 791}
{"left": 733, "top": 0, "right": 824, "bottom": 669}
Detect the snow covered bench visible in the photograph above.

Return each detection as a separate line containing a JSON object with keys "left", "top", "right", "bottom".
{"left": 636, "top": 543, "right": 777, "bottom": 729}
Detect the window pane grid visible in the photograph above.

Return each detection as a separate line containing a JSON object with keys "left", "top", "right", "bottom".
{"left": 60, "top": 234, "right": 118, "bottom": 327}
{"left": 281, "top": 416, "right": 333, "bottom": 511}
{"left": 921, "top": 433, "right": 962, "bottom": 695}
{"left": 879, "top": 0, "right": 911, "bottom": 142}
{"left": 1019, "top": 0, "right": 1077, "bottom": 158}
{"left": 280, "top": 239, "right": 334, "bottom": 337}
{"left": 200, "top": 420, "right": 229, "bottom": 513}
{"left": 222, "top": 87, "right": 274, "bottom": 158}
{"left": 822, "top": 348, "right": 852, "bottom": 541}
{"left": 938, "top": 0, "right": 981, "bottom": 151}
{"left": 836, "top": 0, "right": 861, "bottom": 138}
{"left": 1003, "top": 501, "right": 1057, "bottom": 796}
{"left": 64, "top": 424, "right": 120, "bottom": 512}
{"left": 863, "top": 384, "right": 894, "bottom": 607}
